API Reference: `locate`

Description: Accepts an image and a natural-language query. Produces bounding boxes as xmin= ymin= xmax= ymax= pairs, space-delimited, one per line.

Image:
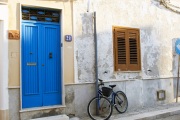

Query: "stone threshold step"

xmin=115 ymin=106 xmax=180 ymax=120
xmin=30 ymin=114 xmax=69 ymax=120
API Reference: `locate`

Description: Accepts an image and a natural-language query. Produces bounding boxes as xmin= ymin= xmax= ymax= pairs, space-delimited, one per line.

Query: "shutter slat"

xmin=129 ymin=32 xmax=138 ymax=64
xmin=117 ymin=37 xmax=126 ymax=65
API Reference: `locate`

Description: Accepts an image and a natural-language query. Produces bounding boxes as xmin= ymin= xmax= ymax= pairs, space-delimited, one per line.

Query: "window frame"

xmin=113 ymin=26 xmax=141 ymax=71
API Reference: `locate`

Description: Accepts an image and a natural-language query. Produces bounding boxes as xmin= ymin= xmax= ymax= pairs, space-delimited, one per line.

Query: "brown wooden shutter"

xmin=114 ymin=28 xmax=128 ymax=71
xmin=127 ymin=30 xmax=141 ymax=70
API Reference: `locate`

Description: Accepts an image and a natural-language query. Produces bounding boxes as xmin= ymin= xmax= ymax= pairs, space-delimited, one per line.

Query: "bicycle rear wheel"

xmin=87 ymin=96 xmax=113 ymax=120
xmin=114 ymin=91 xmax=128 ymax=113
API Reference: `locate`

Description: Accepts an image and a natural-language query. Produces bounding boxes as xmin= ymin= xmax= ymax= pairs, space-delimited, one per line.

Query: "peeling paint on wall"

xmin=65 ymin=88 xmax=75 ymax=104
xmin=74 ymin=0 xmax=180 ymax=83
xmin=142 ymin=46 xmax=160 ymax=77
xmin=81 ymin=13 xmax=93 ymax=35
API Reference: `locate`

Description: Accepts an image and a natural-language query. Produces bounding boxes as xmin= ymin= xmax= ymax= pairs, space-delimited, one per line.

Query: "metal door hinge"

xmin=61 ymin=43 xmax=63 ymax=47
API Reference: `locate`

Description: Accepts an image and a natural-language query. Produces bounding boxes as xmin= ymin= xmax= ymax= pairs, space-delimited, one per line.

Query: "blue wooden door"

xmin=22 ymin=22 xmax=61 ymax=108
xmin=41 ymin=25 xmax=61 ymax=106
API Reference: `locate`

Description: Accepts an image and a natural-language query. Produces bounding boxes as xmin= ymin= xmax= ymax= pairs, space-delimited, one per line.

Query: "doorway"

xmin=21 ymin=7 xmax=62 ymax=108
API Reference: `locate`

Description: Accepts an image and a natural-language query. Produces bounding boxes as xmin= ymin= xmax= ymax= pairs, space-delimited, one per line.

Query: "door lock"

xmin=49 ymin=52 xmax=53 ymax=58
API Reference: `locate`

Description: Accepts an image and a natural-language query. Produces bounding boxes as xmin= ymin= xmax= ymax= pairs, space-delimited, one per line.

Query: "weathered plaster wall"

xmin=71 ymin=0 xmax=179 ymax=115
xmin=74 ymin=0 xmax=180 ymax=82
xmin=6 ymin=0 xmax=180 ymax=119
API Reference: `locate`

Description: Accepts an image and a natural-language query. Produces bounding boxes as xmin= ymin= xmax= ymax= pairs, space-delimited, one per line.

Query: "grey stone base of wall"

xmin=8 ymin=78 xmax=176 ymax=120
xmin=9 ymin=89 xmax=20 ymax=120
xmin=8 ymin=84 xmax=95 ymax=120
xmin=20 ymin=108 xmax=66 ymax=120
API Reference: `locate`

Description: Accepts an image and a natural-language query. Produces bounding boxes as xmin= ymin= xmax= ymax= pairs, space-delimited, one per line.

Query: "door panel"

xmin=22 ymin=23 xmax=42 ymax=108
xmin=42 ymin=25 xmax=61 ymax=105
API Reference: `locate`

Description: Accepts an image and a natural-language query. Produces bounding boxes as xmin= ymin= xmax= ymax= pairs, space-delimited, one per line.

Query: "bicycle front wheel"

xmin=87 ymin=96 xmax=113 ymax=120
xmin=114 ymin=91 xmax=128 ymax=113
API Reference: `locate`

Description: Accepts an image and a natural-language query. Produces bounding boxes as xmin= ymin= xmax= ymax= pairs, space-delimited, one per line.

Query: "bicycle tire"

xmin=114 ymin=91 xmax=128 ymax=113
xmin=87 ymin=96 xmax=113 ymax=120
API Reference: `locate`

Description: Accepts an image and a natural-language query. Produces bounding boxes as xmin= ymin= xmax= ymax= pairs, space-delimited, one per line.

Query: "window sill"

xmin=114 ymin=70 xmax=141 ymax=73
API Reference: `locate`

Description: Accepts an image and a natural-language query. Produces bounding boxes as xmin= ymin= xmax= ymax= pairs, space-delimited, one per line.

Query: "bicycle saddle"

xmin=109 ymin=85 xmax=116 ymax=88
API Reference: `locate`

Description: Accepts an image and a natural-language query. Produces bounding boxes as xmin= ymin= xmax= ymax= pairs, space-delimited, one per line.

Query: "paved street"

xmin=156 ymin=114 xmax=180 ymax=120
xmin=80 ymin=114 xmax=180 ymax=120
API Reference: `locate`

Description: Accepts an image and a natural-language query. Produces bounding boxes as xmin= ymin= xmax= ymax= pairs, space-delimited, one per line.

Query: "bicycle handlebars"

xmin=98 ymin=79 xmax=104 ymax=86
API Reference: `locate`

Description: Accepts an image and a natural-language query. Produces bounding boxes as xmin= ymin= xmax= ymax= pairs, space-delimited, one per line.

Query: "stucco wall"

xmin=71 ymin=1 xmax=180 ymax=115
xmin=6 ymin=0 xmax=180 ymax=119
xmin=0 ymin=3 xmax=9 ymax=120
xmin=8 ymin=0 xmax=75 ymax=87
xmin=73 ymin=0 xmax=180 ymax=83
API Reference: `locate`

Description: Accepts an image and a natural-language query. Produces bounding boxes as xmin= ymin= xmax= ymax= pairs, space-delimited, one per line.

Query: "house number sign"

xmin=175 ymin=38 xmax=180 ymax=55
xmin=65 ymin=35 xmax=72 ymax=42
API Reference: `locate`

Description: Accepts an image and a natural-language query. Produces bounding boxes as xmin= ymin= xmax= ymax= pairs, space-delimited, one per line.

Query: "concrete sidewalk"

xmin=78 ymin=102 xmax=180 ymax=120
xmin=114 ymin=105 xmax=180 ymax=120
xmin=111 ymin=102 xmax=180 ymax=120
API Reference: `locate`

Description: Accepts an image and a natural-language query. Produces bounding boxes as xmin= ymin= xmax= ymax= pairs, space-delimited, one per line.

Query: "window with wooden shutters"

xmin=113 ymin=27 xmax=141 ymax=71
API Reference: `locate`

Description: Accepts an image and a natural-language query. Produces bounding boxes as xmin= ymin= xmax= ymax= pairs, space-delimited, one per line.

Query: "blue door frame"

xmin=22 ymin=21 xmax=62 ymax=108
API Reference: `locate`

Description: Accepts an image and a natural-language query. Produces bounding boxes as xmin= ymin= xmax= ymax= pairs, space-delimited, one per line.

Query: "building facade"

xmin=0 ymin=0 xmax=180 ymax=120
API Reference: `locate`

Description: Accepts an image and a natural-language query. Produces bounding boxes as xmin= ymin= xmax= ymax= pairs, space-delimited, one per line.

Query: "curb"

xmin=30 ymin=114 xmax=69 ymax=120
xmin=114 ymin=106 xmax=180 ymax=120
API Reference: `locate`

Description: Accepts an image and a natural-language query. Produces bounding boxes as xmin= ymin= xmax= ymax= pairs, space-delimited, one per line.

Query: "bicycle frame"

xmin=109 ymin=91 xmax=115 ymax=104
xmin=95 ymin=89 xmax=104 ymax=115
xmin=98 ymin=84 xmax=115 ymax=104
xmin=98 ymin=79 xmax=124 ymax=107
xmin=108 ymin=90 xmax=124 ymax=107
xmin=92 ymin=79 xmax=128 ymax=115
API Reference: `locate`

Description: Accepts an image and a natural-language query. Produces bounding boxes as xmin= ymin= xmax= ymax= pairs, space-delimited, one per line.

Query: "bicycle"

xmin=87 ymin=79 xmax=128 ymax=120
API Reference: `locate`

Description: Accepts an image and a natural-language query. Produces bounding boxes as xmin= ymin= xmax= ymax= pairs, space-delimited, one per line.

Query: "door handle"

xmin=49 ymin=52 xmax=53 ymax=58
